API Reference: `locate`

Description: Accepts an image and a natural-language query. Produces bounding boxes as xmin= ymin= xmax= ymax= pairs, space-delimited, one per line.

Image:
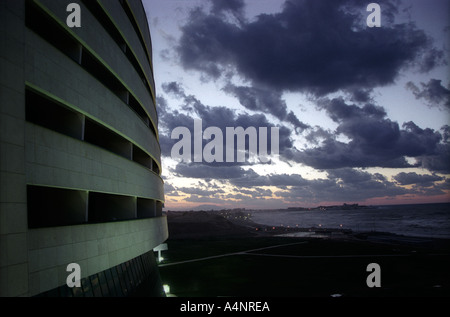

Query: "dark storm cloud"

xmin=392 ymin=172 xmax=448 ymax=196
xmin=156 ymin=95 xmax=195 ymax=157
xmin=414 ymin=143 xmax=450 ymax=174
xmin=318 ymin=97 xmax=387 ymax=122
xmin=164 ymin=182 xmax=184 ymax=197
xmin=223 ymin=83 xmax=309 ymax=131
xmin=393 ymin=172 xmax=444 ymax=187
xmin=286 ymin=98 xmax=445 ymax=170
xmin=437 ymin=178 xmax=450 ymax=191
xmin=176 ymin=0 xmax=443 ymax=96
xmin=161 ymin=81 xmax=186 ymax=99
xmin=159 ymin=84 xmax=449 ymax=174
xmin=404 ymin=124 xmax=450 ymax=174
xmin=168 ymin=164 xmax=446 ymax=204
xmin=406 ymin=79 xmax=450 ymax=110
xmin=164 ymin=182 xmax=176 ymax=194
xmin=210 ymin=0 xmax=245 ymax=18
xmin=304 ymin=126 xmax=334 ymax=145
xmin=171 ymin=162 xmax=256 ymax=179
xmin=184 ymin=195 xmax=224 ymax=203
xmin=273 ymin=178 xmax=408 ymax=204
xmin=227 ymin=167 xmax=410 ymax=203
xmin=230 ymin=172 xmax=309 ymax=188
xmin=442 ymin=125 xmax=450 ymax=142
xmin=159 ymin=82 xmax=294 ymax=163
xmin=241 ymin=187 xmax=273 ymax=198
xmin=348 ymin=88 xmax=374 ymax=103
xmin=317 ymin=170 xmax=408 ymax=202
xmin=177 ymin=186 xmax=225 ymax=196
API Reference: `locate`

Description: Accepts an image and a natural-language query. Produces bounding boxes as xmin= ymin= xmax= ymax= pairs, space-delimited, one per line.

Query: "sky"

xmin=142 ymin=0 xmax=450 ymax=211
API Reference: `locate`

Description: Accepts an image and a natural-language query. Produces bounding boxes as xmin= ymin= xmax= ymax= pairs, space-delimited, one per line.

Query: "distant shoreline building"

xmin=1 ymin=0 xmax=167 ymax=296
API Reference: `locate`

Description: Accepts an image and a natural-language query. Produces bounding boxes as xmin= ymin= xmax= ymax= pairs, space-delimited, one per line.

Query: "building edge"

xmin=0 ymin=0 xmax=167 ymax=297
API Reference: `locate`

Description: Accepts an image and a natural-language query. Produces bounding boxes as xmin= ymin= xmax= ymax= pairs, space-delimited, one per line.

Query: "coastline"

xmin=165 ymin=209 xmax=449 ymax=244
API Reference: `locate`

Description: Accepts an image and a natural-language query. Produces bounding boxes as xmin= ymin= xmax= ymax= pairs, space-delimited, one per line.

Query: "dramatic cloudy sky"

xmin=143 ymin=0 xmax=450 ymax=210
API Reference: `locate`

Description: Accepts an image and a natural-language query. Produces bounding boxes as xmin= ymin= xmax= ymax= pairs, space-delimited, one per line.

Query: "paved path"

xmin=158 ymin=241 xmax=308 ymax=267
xmin=158 ymin=241 xmax=447 ymax=267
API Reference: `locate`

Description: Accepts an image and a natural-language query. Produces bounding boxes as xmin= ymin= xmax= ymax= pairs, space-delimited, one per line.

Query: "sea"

xmin=250 ymin=203 xmax=450 ymax=239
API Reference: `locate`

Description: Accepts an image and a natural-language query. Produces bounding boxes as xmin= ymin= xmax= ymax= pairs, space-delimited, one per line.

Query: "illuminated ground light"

xmin=154 ymin=243 xmax=168 ymax=263
xmin=163 ymin=284 xmax=176 ymax=297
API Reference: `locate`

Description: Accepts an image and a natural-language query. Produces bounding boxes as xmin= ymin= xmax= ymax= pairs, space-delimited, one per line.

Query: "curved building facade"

xmin=0 ymin=0 xmax=167 ymax=296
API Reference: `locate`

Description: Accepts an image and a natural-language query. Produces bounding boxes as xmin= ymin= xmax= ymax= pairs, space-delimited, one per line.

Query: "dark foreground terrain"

xmin=156 ymin=211 xmax=450 ymax=297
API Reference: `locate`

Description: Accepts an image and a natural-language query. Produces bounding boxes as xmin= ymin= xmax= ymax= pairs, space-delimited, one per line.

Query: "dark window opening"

xmin=25 ymin=87 xmax=159 ymax=173
xmin=80 ymin=50 xmax=125 ymax=99
xmin=137 ymin=198 xmax=156 ymax=219
xmin=25 ymin=89 xmax=84 ymax=140
xmin=152 ymin=161 xmax=160 ymax=175
xmin=80 ymin=0 xmax=127 ymax=54
xmin=81 ymin=50 xmax=156 ymax=133
xmin=129 ymin=96 xmax=153 ymax=130
xmin=80 ymin=0 xmax=154 ymax=98
xmin=84 ymin=118 xmax=132 ymax=160
xmin=88 ymin=192 xmax=136 ymax=223
xmin=156 ymin=201 xmax=163 ymax=217
xmin=132 ymin=145 xmax=152 ymax=170
xmin=27 ymin=186 xmax=162 ymax=228
xmin=27 ymin=185 xmax=88 ymax=229
xmin=118 ymin=0 xmax=153 ymax=68
xmin=26 ymin=0 xmax=82 ymax=64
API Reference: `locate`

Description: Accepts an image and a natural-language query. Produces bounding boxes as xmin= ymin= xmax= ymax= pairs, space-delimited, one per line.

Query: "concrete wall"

xmin=98 ymin=0 xmax=156 ymax=97
xmin=0 ymin=0 xmax=29 ymax=297
xmin=36 ymin=0 xmax=158 ymax=134
xmin=25 ymin=123 xmax=164 ymax=199
xmin=27 ymin=217 xmax=168 ymax=295
xmin=24 ymin=10 xmax=161 ymax=162
xmin=125 ymin=0 xmax=154 ymax=61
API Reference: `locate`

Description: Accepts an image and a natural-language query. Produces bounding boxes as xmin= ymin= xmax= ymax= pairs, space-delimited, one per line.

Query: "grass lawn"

xmin=158 ymin=236 xmax=450 ymax=297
